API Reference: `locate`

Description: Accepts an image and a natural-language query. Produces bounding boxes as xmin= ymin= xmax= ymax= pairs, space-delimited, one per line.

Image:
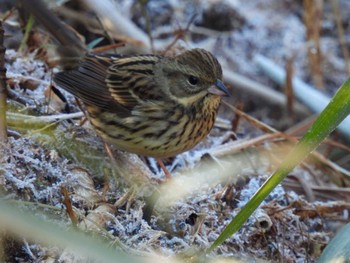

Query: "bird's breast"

xmin=85 ymin=96 xmax=222 ymax=158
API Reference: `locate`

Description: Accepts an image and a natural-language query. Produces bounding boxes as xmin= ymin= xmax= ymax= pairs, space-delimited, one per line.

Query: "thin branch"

xmin=330 ymin=0 xmax=350 ymax=75
xmin=0 ymin=21 xmax=8 ymax=144
xmin=222 ymin=67 xmax=309 ymax=116
xmin=7 ymin=111 xmax=84 ymax=125
xmin=303 ymin=0 xmax=324 ymax=88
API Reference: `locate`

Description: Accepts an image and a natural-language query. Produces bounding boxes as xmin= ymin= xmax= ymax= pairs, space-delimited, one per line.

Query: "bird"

xmin=54 ymin=48 xmax=230 ymax=161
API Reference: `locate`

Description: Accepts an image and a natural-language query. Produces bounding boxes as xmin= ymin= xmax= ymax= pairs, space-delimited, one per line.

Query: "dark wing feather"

xmin=54 ymin=53 xmax=163 ymax=115
xmin=106 ymin=55 xmax=163 ymax=109
xmin=54 ymin=54 xmax=130 ymax=115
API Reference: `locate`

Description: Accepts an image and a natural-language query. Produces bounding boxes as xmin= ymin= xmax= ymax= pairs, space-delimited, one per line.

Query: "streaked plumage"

xmin=54 ymin=48 xmax=229 ymax=157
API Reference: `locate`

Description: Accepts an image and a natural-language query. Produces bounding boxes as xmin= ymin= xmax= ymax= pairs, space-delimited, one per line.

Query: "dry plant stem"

xmin=322 ymin=139 xmax=350 ymax=155
xmin=210 ymin=132 xmax=282 ymax=157
xmin=1 ymin=7 xmax=16 ymax=22
xmin=61 ymin=186 xmax=78 ymax=227
xmin=285 ymin=115 xmax=317 ymax=136
xmin=162 ymin=14 xmax=197 ymax=55
xmin=92 ymin=43 xmax=126 ymax=53
xmin=101 ymin=176 xmax=110 ymax=203
xmin=190 ymin=213 xmax=206 ymax=244
xmin=289 ymin=201 xmax=350 ymax=219
xmin=222 ymin=67 xmax=309 ymax=116
xmin=222 ymin=101 xmax=278 ymax=133
xmin=303 ymin=0 xmax=324 ymax=88
xmin=103 ymin=142 xmax=119 ymax=179
xmin=114 ymin=186 xmax=136 ymax=208
xmin=213 ymin=105 xmax=350 ymax=181
xmin=330 ymin=0 xmax=350 ymax=74
xmin=285 ymin=56 xmax=295 ymax=117
xmin=7 ymin=112 xmax=84 ymax=124
xmin=279 ymin=132 xmax=350 ymax=179
xmin=231 ymin=102 xmax=244 ymax=132
xmin=296 ymin=200 xmax=350 ymax=218
xmin=303 ymin=185 xmax=350 ymax=200
xmin=287 ymin=174 xmax=316 ymax=202
xmin=0 ymin=21 xmax=7 ymax=144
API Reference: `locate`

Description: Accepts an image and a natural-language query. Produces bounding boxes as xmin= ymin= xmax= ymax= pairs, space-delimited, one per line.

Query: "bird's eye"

xmin=188 ymin=75 xmax=199 ymax=86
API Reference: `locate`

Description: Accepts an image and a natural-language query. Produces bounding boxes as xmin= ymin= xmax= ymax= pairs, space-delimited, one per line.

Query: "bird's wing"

xmin=54 ymin=53 xmax=163 ymax=116
xmin=106 ymin=55 xmax=163 ymax=110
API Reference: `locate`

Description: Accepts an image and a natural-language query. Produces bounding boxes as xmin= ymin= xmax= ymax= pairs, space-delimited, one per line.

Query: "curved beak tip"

xmin=208 ymin=79 xmax=231 ymax=97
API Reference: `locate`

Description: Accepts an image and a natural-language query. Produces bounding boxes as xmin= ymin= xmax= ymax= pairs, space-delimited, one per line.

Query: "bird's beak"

xmin=208 ymin=79 xmax=230 ymax=97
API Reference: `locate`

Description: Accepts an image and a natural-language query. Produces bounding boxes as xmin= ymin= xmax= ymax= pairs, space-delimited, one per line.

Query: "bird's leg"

xmin=103 ymin=142 xmax=116 ymax=164
xmin=156 ymin=158 xmax=172 ymax=179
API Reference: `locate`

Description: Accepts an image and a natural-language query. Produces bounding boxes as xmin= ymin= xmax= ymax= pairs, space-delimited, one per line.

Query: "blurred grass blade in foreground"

xmin=317 ymin=223 xmax=350 ymax=263
xmin=0 ymin=200 xmax=139 ymax=263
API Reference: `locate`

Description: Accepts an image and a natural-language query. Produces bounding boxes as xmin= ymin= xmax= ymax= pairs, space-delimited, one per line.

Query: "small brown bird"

xmin=54 ymin=48 xmax=229 ymax=158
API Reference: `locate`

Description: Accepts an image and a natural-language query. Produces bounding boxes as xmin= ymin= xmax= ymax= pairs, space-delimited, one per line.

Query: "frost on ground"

xmin=1 ymin=0 xmax=350 ymax=262
xmin=0 ymin=133 xmax=334 ymax=262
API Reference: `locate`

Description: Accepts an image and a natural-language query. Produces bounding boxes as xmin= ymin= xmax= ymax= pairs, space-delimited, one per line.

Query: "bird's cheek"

xmin=169 ymin=83 xmax=188 ymax=98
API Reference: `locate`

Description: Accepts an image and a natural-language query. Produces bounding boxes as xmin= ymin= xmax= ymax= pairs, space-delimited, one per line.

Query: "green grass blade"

xmin=208 ymin=77 xmax=350 ymax=251
xmin=19 ymin=14 xmax=35 ymax=52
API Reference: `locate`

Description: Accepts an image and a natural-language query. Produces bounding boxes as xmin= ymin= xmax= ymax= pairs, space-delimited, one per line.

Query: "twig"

xmin=162 ymin=14 xmax=197 ymax=55
xmin=0 ymin=21 xmax=8 ymax=144
xmin=287 ymin=174 xmax=316 ymax=202
xmin=7 ymin=111 xmax=84 ymax=126
xmin=231 ymin=102 xmax=244 ymax=133
xmin=61 ymin=186 xmax=78 ymax=227
xmin=92 ymin=42 xmax=126 ymax=53
xmin=223 ymin=101 xmax=278 ymax=133
xmin=330 ymin=0 xmax=350 ymax=75
xmin=303 ymin=0 xmax=324 ymax=88
xmin=284 ymin=56 xmax=295 ymax=118
xmin=222 ymin=67 xmax=309 ymax=116
xmin=1 ymin=7 xmax=16 ymax=22
xmin=218 ymin=100 xmax=350 ymax=181
xmin=209 ymin=133 xmax=282 ymax=157
xmin=285 ymin=114 xmax=317 ymax=136
xmin=283 ymin=178 xmax=350 ymax=201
